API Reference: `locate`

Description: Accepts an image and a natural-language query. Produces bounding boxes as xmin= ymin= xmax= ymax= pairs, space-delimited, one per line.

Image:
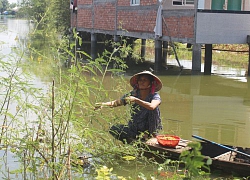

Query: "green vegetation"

xmin=0 ymin=0 xmax=17 ymax=14
xmin=1 ymin=0 xmax=248 ymax=179
xmin=1 ymin=29 xmax=238 ymax=179
xmin=0 ymin=19 xmax=214 ymax=178
xmin=134 ymin=39 xmax=249 ymax=69
xmin=0 ymin=0 xmax=8 ymax=13
xmin=180 ymin=142 xmax=211 ymax=178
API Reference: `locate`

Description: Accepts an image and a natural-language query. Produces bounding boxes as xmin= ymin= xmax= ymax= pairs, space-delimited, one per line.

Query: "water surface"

xmin=1 ymin=17 xmax=250 ymax=179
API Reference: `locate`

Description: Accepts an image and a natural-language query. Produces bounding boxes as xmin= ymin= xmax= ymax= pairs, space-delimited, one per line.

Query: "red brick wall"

xmin=78 ymin=0 xmax=92 ymax=5
xmin=94 ymin=3 xmax=116 ymax=30
xmin=117 ymin=0 xmax=130 ymax=6
xmin=72 ymin=0 xmax=194 ymax=40
xmin=118 ymin=10 xmax=157 ymax=33
xmin=77 ymin=9 xmax=92 ymax=29
xmin=117 ymin=0 xmax=158 ymax=6
xmin=71 ymin=13 xmax=77 ymax=27
xmin=162 ymin=16 xmax=194 ymax=39
xmin=140 ymin=0 xmax=158 ymax=6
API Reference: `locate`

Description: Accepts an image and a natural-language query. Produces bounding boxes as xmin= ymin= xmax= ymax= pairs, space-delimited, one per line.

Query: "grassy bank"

xmin=134 ymin=40 xmax=249 ymax=69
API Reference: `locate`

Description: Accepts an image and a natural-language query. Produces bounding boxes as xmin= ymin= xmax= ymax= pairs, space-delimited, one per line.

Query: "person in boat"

xmin=95 ymin=71 xmax=163 ymax=144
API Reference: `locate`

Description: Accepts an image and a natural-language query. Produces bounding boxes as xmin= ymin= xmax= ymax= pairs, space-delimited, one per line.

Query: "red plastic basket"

xmin=156 ymin=135 xmax=180 ymax=148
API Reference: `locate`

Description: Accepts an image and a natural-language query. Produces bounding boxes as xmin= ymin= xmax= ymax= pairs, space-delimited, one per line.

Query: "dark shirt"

xmin=121 ymin=91 xmax=162 ymax=135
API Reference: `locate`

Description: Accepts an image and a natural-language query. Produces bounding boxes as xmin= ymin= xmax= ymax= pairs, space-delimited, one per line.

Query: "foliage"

xmin=49 ymin=0 xmax=71 ymax=33
xmin=180 ymin=142 xmax=211 ymax=179
xmin=133 ymin=40 xmax=248 ymax=69
xmin=96 ymin=166 xmax=126 ymax=180
xmin=18 ymin=0 xmax=70 ymax=33
xmin=0 ymin=18 xmax=144 ymax=178
xmin=0 ymin=0 xmax=8 ymax=13
xmin=2 ymin=1 xmax=245 ymax=178
xmin=1 ymin=19 xmax=215 ymax=178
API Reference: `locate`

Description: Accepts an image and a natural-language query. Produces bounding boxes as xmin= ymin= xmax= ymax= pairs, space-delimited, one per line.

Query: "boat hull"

xmin=144 ymin=138 xmax=250 ymax=177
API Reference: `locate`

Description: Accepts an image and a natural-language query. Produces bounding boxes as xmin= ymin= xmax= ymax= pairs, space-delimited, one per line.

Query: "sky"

xmin=8 ymin=0 xmax=18 ymax=4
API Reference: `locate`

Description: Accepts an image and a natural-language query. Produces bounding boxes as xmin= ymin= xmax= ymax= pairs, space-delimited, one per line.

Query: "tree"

xmin=18 ymin=0 xmax=70 ymax=33
xmin=9 ymin=3 xmax=17 ymax=9
xmin=50 ymin=0 xmax=71 ymax=32
xmin=0 ymin=0 xmax=9 ymax=13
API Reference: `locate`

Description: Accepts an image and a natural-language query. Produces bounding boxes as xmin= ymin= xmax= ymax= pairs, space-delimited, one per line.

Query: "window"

xmin=131 ymin=0 xmax=140 ymax=6
xmin=173 ymin=0 xmax=194 ymax=6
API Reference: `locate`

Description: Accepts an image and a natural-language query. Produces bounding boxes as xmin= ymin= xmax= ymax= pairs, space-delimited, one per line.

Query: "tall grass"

xmin=133 ymin=40 xmax=248 ymax=69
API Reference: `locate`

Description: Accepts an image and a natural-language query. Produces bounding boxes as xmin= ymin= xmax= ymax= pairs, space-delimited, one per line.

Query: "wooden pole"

xmin=192 ymin=135 xmax=250 ymax=158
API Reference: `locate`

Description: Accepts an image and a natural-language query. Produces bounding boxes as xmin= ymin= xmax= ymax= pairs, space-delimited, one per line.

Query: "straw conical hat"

xmin=130 ymin=71 xmax=163 ymax=92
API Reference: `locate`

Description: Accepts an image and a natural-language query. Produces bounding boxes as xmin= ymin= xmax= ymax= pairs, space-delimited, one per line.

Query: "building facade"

xmin=71 ymin=0 xmax=250 ymax=74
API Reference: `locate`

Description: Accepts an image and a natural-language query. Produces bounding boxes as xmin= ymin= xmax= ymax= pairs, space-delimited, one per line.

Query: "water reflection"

xmin=167 ymin=59 xmax=247 ymax=82
xmin=0 ymin=18 xmax=46 ymax=179
xmin=0 ymin=17 xmax=32 ymax=55
xmin=153 ymin=73 xmax=250 ymax=148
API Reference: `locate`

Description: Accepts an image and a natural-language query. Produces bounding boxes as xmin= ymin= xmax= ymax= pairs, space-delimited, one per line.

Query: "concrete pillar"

xmin=204 ymin=44 xmax=212 ymax=75
xmin=155 ymin=40 xmax=162 ymax=73
xmin=113 ymin=35 xmax=120 ymax=55
xmin=247 ymin=35 xmax=250 ymax=76
xmin=114 ymin=35 xmax=120 ymax=42
xmin=113 ymin=35 xmax=120 ymax=68
xmin=91 ymin=33 xmax=97 ymax=60
xmin=192 ymin=43 xmax=201 ymax=73
xmin=141 ymin=39 xmax=146 ymax=61
xmin=162 ymin=41 xmax=168 ymax=66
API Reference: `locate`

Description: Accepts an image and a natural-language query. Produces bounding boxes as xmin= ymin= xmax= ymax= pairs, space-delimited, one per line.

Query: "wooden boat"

xmin=143 ymin=137 xmax=250 ymax=177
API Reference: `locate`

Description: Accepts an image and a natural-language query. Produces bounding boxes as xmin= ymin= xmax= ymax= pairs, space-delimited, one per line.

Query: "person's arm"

xmin=126 ymin=96 xmax=161 ymax=110
xmin=102 ymin=99 xmax=124 ymax=107
xmin=95 ymin=99 xmax=124 ymax=110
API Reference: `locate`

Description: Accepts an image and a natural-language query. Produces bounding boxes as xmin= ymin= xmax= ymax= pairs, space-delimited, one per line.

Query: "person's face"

xmin=137 ymin=75 xmax=151 ymax=90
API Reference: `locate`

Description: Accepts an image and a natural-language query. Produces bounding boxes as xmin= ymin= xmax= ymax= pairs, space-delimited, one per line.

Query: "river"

xmin=1 ymin=17 xmax=250 ymax=178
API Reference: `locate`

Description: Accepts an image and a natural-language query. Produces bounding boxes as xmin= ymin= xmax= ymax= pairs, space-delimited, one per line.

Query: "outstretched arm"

xmin=94 ymin=99 xmax=123 ymax=110
xmin=126 ymin=96 xmax=161 ymax=110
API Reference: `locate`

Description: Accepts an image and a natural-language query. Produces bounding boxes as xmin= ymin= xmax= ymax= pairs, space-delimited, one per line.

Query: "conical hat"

xmin=130 ymin=71 xmax=163 ymax=92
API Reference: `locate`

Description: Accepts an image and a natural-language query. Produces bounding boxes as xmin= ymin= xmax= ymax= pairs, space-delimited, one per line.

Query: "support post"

xmin=155 ymin=40 xmax=162 ymax=73
xmin=91 ymin=33 xmax=97 ymax=60
xmin=162 ymin=41 xmax=168 ymax=67
xmin=247 ymin=35 xmax=250 ymax=76
xmin=192 ymin=43 xmax=201 ymax=73
xmin=113 ymin=35 xmax=120 ymax=55
xmin=141 ymin=39 xmax=146 ymax=61
xmin=113 ymin=35 xmax=120 ymax=68
xmin=204 ymin=44 xmax=212 ymax=75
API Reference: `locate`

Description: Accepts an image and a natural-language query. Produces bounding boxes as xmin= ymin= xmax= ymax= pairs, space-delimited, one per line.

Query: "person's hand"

xmin=143 ymin=133 xmax=149 ymax=139
xmin=125 ymin=96 xmax=136 ymax=104
xmin=94 ymin=103 xmax=103 ymax=110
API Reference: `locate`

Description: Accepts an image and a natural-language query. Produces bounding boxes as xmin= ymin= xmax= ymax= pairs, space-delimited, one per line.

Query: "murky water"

xmin=120 ymin=64 xmax=249 ymax=149
xmin=158 ymin=73 xmax=250 ymax=147
xmin=1 ymin=17 xmax=250 ymax=178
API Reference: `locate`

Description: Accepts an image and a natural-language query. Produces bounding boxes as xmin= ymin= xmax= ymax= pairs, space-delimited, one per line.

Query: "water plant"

xmin=180 ymin=142 xmax=212 ymax=179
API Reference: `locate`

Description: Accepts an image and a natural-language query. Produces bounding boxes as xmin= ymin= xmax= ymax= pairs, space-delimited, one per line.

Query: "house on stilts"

xmin=70 ymin=0 xmax=250 ymax=75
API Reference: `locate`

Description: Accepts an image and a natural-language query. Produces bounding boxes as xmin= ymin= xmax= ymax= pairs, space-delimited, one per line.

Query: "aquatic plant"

xmin=180 ymin=142 xmax=212 ymax=179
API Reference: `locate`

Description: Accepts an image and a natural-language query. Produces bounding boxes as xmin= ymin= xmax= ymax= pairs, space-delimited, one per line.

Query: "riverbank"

xmin=134 ymin=40 xmax=249 ymax=69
